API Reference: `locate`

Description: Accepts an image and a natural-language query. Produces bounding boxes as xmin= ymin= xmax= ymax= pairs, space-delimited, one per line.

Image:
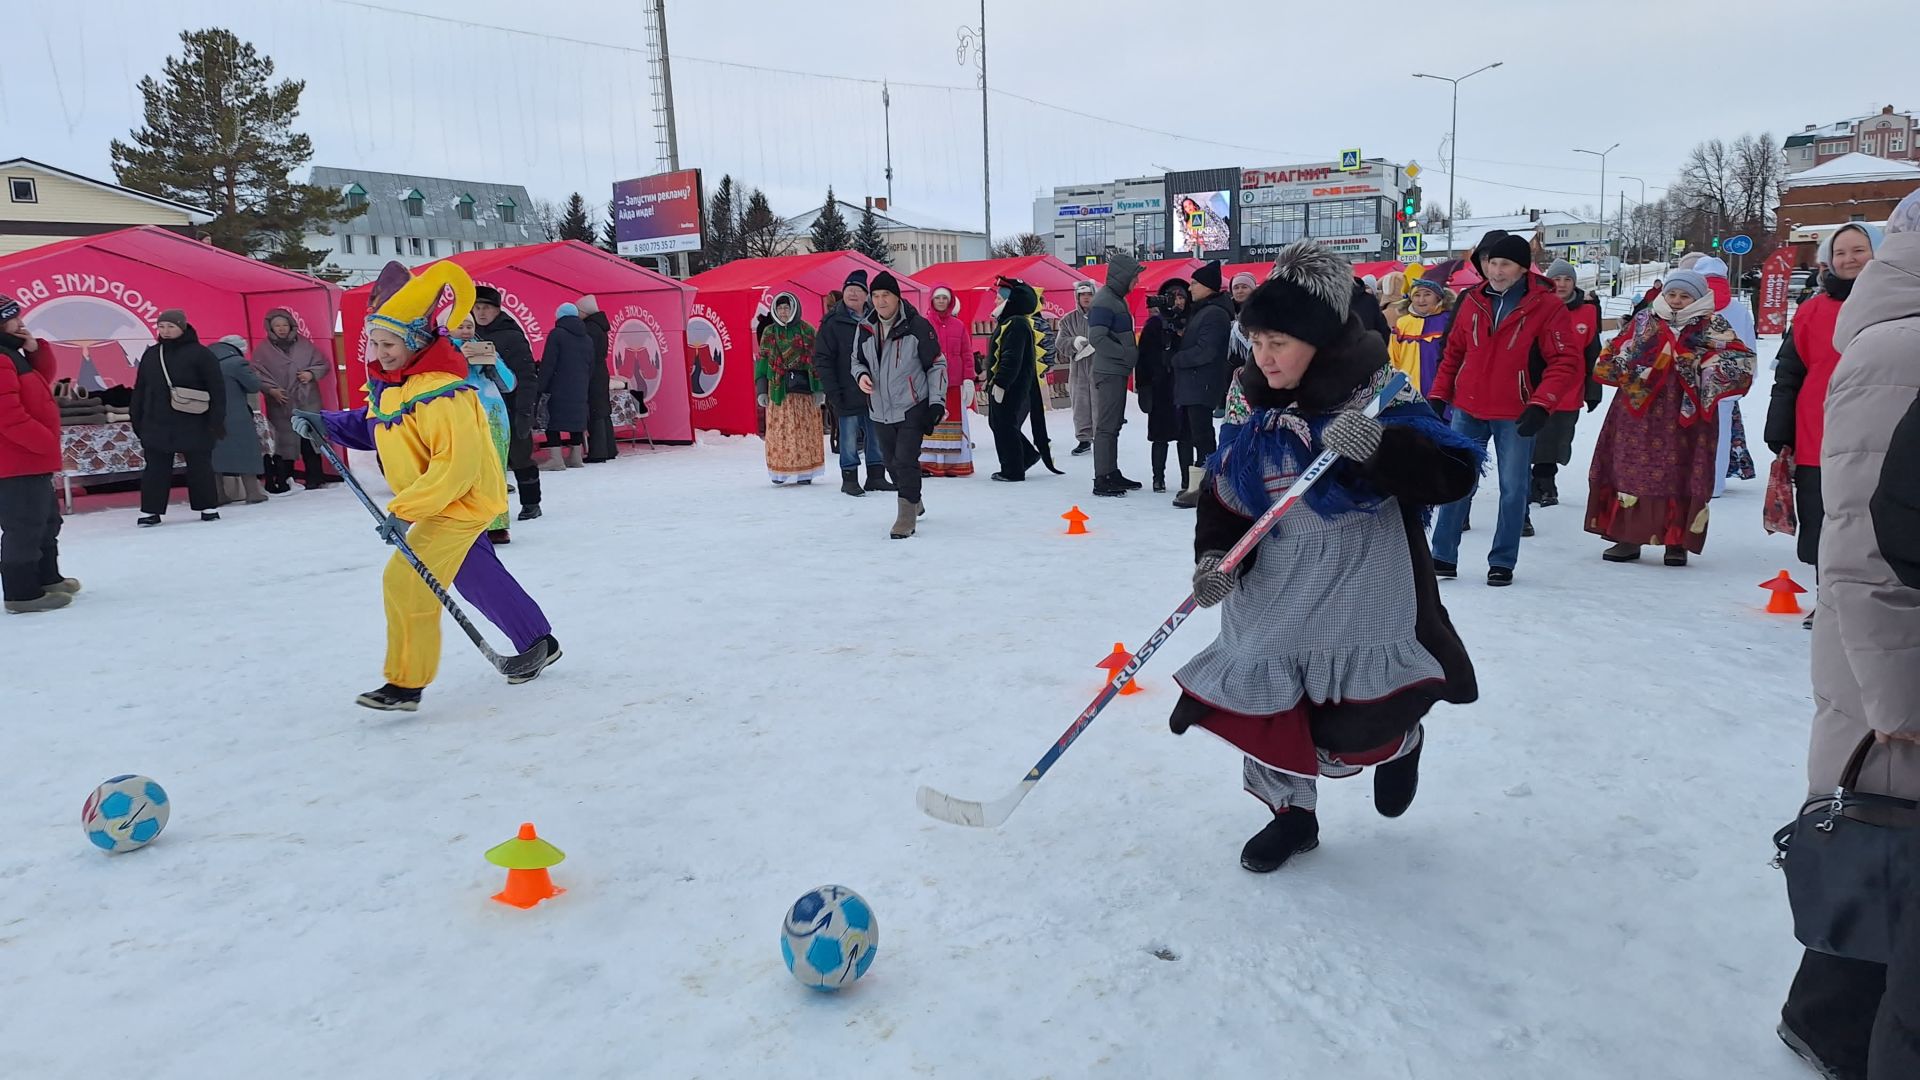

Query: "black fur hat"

xmin=1237 ymin=240 xmax=1352 ymax=349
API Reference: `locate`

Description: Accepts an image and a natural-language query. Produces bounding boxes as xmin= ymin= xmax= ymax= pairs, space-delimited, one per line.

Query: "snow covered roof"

xmin=1420 ymin=211 xmax=1604 ymax=252
xmin=1780 ymin=152 xmax=1920 ymax=189
xmin=786 ymin=200 xmax=983 ymax=238
xmin=310 ymin=166 xmax=535 ymax=240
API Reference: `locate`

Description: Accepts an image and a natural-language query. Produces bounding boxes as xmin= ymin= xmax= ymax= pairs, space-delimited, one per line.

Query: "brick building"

xmin=1776 ymin=152 xmax=1920 ymax=264
xmin=1782 ymin=105 xmax=1918 ymax=175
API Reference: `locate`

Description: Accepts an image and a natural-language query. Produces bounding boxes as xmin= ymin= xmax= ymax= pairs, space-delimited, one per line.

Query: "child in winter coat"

xmin=1167 ymin=241 xmax=1482 ymax=873
xmin=295 ymin=261 xmax=558 ymax=712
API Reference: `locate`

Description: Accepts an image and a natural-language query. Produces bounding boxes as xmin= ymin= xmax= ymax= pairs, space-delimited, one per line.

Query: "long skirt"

xmin=920 ymin=385 xmax=974 ymax=477
xmin=764 ymin=395 xmax=825 ymax=484
xmin=484 ymin=403 xmax=512 ymax=532
xmin=1585 ymin=376 xmax=1721 ymax=553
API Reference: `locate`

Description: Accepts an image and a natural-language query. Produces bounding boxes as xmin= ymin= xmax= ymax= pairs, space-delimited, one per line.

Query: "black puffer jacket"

xmin=130 ymin=325 xmax=226 ymax=453
xmin=812 ymin=302 xmax=868 ymax=416
xmin=538 ymin=314 xmax=593 ymax=432
xmin=1171 ymin=290 xmax=1234 ymax=409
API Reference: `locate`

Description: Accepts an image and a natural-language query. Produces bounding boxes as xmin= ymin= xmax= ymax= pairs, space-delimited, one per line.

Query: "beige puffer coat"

xmin=1806 ymin=229 xmax=1920 ymax=797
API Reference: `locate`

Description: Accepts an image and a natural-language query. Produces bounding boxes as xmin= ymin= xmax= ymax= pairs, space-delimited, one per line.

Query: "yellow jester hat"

xmin=365 ymin=259 xmax=477 ymax=353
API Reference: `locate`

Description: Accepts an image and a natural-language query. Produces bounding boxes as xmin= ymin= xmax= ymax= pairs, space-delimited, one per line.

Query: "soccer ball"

xmin=83 ymin=775 xmax=170 ymax=853
xmin=780 ymin=885 xmax=878 ymax=991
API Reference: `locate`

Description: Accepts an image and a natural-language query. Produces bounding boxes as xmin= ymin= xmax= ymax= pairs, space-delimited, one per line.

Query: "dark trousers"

xmin=1181 ymin=404 xmax=1218 ymax=465
xmin=139 ymin=446 xmax=217 ymax=515
xmin=292 ymin=441 xmax=329 ymax=487
xmin=872 ymin=420 xmax=925 ymax=504
xmin=0 ymin=474 xmax=62 ymax=601
xmin=1796 ymin=465 xmax=1824 ymax=567
xmin=988 ymin=384 xmax=1038 ymax=478
xmin=1091 ymin=372 xmax=1129 ymax=476
xmin=1151 ymin=440 xmax=1194 ymax=485
xmin=546 ymin=430 xmax=583 ymax=447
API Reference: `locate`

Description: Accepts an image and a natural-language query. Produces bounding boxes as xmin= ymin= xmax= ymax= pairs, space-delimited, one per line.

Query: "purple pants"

xmin=452 ymin=535 xmax=551 ymax=651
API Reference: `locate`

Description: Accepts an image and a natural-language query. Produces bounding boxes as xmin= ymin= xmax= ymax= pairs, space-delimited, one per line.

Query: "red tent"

xmin=1080 ymin=257 xmax=1206 ymax=329
xmin=0 ymin=226 xmax=342 ymax=405
xmin=916 ymin=254 xmax=1090 ymax=346
xmin=685 ymin=252 xmax=928 ymax=436
xmin=340 ymin=241 xmax=695 ymax=443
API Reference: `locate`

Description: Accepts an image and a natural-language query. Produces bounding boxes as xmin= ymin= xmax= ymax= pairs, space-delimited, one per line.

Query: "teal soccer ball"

xmin=780 ymin=885 xmax=878 ymax=991
xmin=83 ymin=775 xmax=170 ymax=853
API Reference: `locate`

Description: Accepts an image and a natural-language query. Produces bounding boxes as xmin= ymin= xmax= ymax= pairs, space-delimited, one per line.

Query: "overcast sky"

xmin=8 ymin=0 xmax=1909 ymax=240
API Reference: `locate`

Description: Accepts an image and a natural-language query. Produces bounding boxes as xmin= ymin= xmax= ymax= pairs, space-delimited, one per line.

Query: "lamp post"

xmin=1619 ymin=176 xmax=1660 ymax=287
xmin=1573 ymin=143 xmax=1620 ymax=262
xmin=956 ymin=2 xmax=990 ymax=244
xmin=1412 ymin=61 xmax=1503 ymax=258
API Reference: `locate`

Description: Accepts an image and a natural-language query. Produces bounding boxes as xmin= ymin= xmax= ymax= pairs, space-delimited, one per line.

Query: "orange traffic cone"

xmin=1761 ymin=570 xmax=1808 ymax=614
xmin=1062 ymin=506 xmax=1090 ymax=535
xmin=485 ymin=822 xmax=566 ymax=909
xmin=1097 ymin=642 xmax=1143 ymax=695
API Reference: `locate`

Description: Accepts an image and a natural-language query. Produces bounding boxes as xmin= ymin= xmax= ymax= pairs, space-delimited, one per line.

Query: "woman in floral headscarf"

xmin=753 ymin=292 xmax=824 ymax=486
xmin=1586 ymin=270 xmax=1755 ymax=566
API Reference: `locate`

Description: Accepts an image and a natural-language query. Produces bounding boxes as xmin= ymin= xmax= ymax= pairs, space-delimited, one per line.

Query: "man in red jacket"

xmin=1427 ymin=234 xmax=1584 ymax=586
xmin=0 ymin=294 xmax=75 ymax=613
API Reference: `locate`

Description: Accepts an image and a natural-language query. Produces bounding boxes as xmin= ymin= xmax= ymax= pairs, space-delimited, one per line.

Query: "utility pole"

xmin=958 ymin=3 xmax=990 ymax=245
xmin=882 ymin=81 xmax=894 ymax=208
xmin=1412 ymin=62 xmax=1502 ymax=258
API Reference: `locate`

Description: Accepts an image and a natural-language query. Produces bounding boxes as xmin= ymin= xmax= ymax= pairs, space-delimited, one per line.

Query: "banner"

xmin=1757 ymin=247 xmax=1796 ymax=336
xmin=613 ymin=170 xmax=704 ymax=257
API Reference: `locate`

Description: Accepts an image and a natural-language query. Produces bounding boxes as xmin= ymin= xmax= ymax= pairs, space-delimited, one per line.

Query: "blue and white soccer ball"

xmin=82 ymin=775 xmax=170 ymax=853
xmin=780 ymin=885 xmax=878 ymax=991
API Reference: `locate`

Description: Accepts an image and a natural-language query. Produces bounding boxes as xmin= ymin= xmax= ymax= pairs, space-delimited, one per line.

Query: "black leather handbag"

xmin=783 ymin=368 xmax=813 ymax=396
xmin=1773 ymin=734 xmax=1920 ymax=964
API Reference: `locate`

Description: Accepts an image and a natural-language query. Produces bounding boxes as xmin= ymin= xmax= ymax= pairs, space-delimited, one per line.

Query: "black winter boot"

xmin=840 ymin=468 xmax=865 ymax=497
xmin=355 ymin=683 xmax=422 ymax=712
xmin=1373 ymin=728 xmax=1423 ymax=818
xmin=1092 ymin=474 xmax=1129 ymax=498
xmin=1240 ymin=809 xmax=1319 ymax=873
xmin=864 ymin=465 xmax=897 ymax=492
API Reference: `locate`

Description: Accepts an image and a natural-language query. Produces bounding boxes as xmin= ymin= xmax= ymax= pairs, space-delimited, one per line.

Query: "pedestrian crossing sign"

xmin=1398 ymin=232 xmax=1422 ymax=259
xmin=1340 ymin=149 xmax=1363 ymax=171
xmin=1565 ymin=244 xmax=1582 ymax=262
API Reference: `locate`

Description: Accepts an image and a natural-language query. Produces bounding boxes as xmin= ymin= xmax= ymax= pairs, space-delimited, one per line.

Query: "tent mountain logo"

xmin=20 ymin=296 xmax=154 ymax=391
xmin=686 ymin=307 xmax=730 ymax=403
xmin=612 ymin=303 xmax=666 ymax=405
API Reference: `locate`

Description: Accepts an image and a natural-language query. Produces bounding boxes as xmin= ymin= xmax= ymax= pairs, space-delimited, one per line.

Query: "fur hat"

xmin=473 ymin=284 xmax=502 ymax=307
xmin=1191 ymin=260 xmax=1224 ymax=293
xmin=577 ymin=294 xmax=600 ymax=316
xmin=843 ymin=269 xmax=870 ymax=293
xmin=1486 ymin=233 xmax=1533 ymax=269
xmin=1238 ymin=240 xmax=1352 ymax=349
xmin=156 ymin=308 xmax=188 ymax=330
xmin=1661 ymin=270 xmax=1710 ymax=301
xmin=1545 ymin=259 xmax=1577 ymax=281
xmin=870 ymin=270 xmax=901 ymax=298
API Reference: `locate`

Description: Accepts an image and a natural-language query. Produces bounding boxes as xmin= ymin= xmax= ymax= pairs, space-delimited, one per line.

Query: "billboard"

xmin=1172 ymin=191 xmax=1232 ymax=255
xmin=613 ymin=169 xmax=704 ymax=257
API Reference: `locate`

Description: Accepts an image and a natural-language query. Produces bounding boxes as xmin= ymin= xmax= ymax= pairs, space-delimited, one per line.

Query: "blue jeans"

xmin=1430 ymin=409 xmax=1534 ymax=572
xmin=837 ymin=412 xmax=881 ymax=470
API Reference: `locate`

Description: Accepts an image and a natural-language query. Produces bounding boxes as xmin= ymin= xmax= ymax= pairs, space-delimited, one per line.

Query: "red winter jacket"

xmin=1764 ymin=291 xmax=1844 ymax=466
xmin=0 ymin=333 xmax=61 ymax=478
xmin=1430 ymin=275 xmax=1584 ymax=421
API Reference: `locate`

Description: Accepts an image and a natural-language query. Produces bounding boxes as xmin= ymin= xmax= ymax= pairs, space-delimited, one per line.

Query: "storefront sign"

xmin=1317 ymin=235 xmax=1386 ymax=255
xmin=1057 ymin=204 xmax=1113 ymax=218
xmin=1113 ymin=196 xmax=1163 ymax=214
xmin=1241 ymin=178 xmax=1391 ymax=206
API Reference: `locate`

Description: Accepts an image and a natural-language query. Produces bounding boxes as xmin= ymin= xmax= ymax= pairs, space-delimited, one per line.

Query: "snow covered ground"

xmin=7 ymin=345 xmax=1821 ymax=1079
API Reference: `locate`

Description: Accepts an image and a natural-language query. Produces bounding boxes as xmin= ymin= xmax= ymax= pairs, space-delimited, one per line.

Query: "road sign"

xmin=1405 ymin=160 xmax=1422 ymax=180
xmin=1398 ymin=232 xmax=1423 ymax=259
xmin=1671 ymin=239 xmax=1687 ymax=255
xmin=1340 ymin=148 xmax=1363 ymax=172
xmin=1565 ymin=245 xmax=1583 ymax=263
xmin=1724 ymin=234 xmax=1754 ymax=256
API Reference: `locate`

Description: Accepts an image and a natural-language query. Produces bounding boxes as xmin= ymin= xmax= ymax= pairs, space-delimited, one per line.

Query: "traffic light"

xmin=1404 ymin=186 xmax=1421 ymax=218
xmin=1711 ymin=236 xmax=1721 ymax=250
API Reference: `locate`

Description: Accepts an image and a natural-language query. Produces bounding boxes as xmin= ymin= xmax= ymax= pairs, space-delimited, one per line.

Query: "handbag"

xmin=160 ymin=350 xmax=211 ymax=415
xmin=783 ymin=367 xmax=813 ymax=396
xmin=1764 ymin=449 xmax=1797 ymax=536
xmin=1772 ymin=734 xmax=1920 ymax=963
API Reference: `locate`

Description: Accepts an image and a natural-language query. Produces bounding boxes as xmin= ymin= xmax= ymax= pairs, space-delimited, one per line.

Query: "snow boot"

xmin=1373 ymin=729 xmax=1423 ymax=818
xmin=537 ymin=448 xmax=567 ymax=472
xmin=263 ymin=456 xmax=290 ymax=494
xmin=890 ymin=497 xmax=917 ymax=539
xmin=5 ymin=591 xmax=72 ymax=614
xmin=1522 ymin=513 xmax=1535 ymax=538
xmin=1171 ymin=465 xmax=1206 ymax=509
xmin=1602 ymin=542 xmax=1642 ymax=563
xmin=1539 ymin=475 xmax=1560 ymax=508
xmin=865 ymin=465 xmax=897 ymax=493
xmin=564 ymin=444 xmax=585 ymax=469
xmin=1775 ymin=1021 xmax=1859 ymax=1080
xmin=841 ymin=468 xmax=865 ymax=497
xmin=43 ymin=577 xmax=81 ymax=595
xmin=1152 ymin=470 xmax=1167 ymax=493
xmin=1433 ymin=560 xmax=1458 ymax=579
xmin=517 ymin=504 xmax=543 ymax=522
xmin=1114 ymin=472 xmax=1144 ymax=491
xmin=1240 ymin=809 xmax=1319 ymax=873
xmin=1487 ymin=566 xmax=1514 ymax=587
xmin=1092 ymin=474 xmax=1129 ymax=498
xmin=1664 ymin=546 xmax=1689 ymax=567
xmin=1072 ymin=440 xmax=1092 ymax=456
xmin=355 ymin=683 xmax=422 ymax=712
xmin=1528 ymin=473 xmax=1547 ymax=506
xmin=507 ymin=635 xmax=564 ymax=685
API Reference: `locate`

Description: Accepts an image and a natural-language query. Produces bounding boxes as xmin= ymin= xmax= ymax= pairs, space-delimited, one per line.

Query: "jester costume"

xmin=312 ymin=261 xmax=555 ymax=709
xmin=753 ymin=292 xmax=825 ymax=485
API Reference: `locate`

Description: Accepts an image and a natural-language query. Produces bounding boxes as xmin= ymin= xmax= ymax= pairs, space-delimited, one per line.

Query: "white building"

xmin=786 ymin=200 xmax=986 ymax=276
xmin=307 ymin=167 xmax=540 ymax=285
xmin=1423 ymin=210 xmax=1609 ymax=262
xmin=1036 ymin=177 xmax=1168 ymax=266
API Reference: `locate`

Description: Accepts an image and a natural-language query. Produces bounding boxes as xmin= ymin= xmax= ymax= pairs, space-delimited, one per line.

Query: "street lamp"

xmin=1573 ymin=143 xmax=1620 ymax=261
xmin=1412 ymin=61 xmax=1503 ymax=257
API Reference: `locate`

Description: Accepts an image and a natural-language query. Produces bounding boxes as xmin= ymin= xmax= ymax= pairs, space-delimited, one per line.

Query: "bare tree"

xmin=990 ymin=232 xmax=1049 ymax=258
xmin=1418 ymin=205 xmax=1448 ymax=234
xmin=1732 ymin=132 xmax=1781 ymax=239
xmin=528 ymin=196 xmax=563 ymax=241
xmin=1451 ymin=197 xmax=1473 ymax=221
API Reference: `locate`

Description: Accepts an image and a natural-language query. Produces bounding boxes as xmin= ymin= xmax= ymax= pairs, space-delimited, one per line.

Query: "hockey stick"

xmin=307 ymin=435 xmax=550 ymax=680
xmin=917 ymin=372 xmax=1409 ymax=828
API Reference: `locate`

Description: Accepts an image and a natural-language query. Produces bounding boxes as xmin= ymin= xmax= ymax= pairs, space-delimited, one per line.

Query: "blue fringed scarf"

xmin=1212 ymin=365 xmax=1485 ymax=521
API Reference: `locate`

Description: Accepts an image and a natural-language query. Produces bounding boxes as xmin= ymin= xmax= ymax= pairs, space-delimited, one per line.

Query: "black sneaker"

xmin=1487 ymin=567 xmax=1514 ymax=587
xmin=508 ymin=635 xmax=563 ymax=685
xmin=200 ymin=511 xmax=221 ymax=523
xmin=356 ymin=683 xmax=422 ymax=712
xmin=1071 ymin=441 xmax=1092 ymax=456
xmin=1373 ymin=729 xmax=1423 ymax=818
xmin=1434 ymin=560 xmax=1458 ymax=579
xmin=1240 ymin=809 xmax=1320 ymax=873
xmin=137 ymin=515 xmax=162 ymax=528
xmin=517 ymin=505 xmax=543 ymax=522
xmin=1115 ymin=472 xmax=1144 ymax=491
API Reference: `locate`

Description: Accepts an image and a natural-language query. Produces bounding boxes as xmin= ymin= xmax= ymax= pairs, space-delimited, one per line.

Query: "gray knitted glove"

xmin=1322 ymin=411 xmax=1383 ymax=463
xmin=1193 ymin=551 xmax=1238 ymax=608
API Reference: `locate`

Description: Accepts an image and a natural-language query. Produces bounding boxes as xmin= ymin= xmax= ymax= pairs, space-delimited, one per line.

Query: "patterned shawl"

xmin=755 ymin=319 xmax=817 ymax=406
xmin=1594 ymin=305 xmax=1755 ymax=425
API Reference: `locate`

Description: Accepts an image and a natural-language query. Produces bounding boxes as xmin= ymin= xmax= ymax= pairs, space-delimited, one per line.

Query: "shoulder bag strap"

xmin=1838 ymin=733 xmax=1880 ymax=793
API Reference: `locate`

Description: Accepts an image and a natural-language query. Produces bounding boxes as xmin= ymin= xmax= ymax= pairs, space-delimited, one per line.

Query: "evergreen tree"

xmin=600 ymin=199 xmax=620 ymax=254
xmin=738 ymin=188 xmax=795 ymax=259
xmin=110 ymin=28 xmax=356 ymax=270
xmin=853 ymin=203 xmax=891 ymax=266
xmin=808 ymin=187 xmax=852 ymax=252
xmin=557 ymin=192 xmax=595 ymax=243
xmin=703 ymin=175 xmax=740 ymax=268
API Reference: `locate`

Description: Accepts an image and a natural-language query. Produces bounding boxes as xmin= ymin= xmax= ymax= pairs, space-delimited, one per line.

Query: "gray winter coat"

xmin=1806 ymin=228 xmax=1920 ymax=800
xmin=1089 ymin=252 xmax=1141 ymax=376
xmin=210 ymin=341 xmax=264 ymax=475
xmin=850 ymin=301 xmax=946 ymax=427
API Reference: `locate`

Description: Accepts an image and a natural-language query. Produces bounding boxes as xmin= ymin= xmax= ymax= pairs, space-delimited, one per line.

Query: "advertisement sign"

xmin=1172 ymin=191 xmax=1232 ymax=254
xmin=1756 ymin=247 xmax=1796 ymax=336
xmin=1114 ymin=196 xmax=1163 ymax=214
xmin=613 ymin=169 xmax=704 ymax=257
xmin=1317 ymin=235 xmax=1386 ymax=256
xmin=1240 ymin=162 xmax=1397 ymax=207
xmin=1056 ymin=204 xmax=1113 ymax=218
